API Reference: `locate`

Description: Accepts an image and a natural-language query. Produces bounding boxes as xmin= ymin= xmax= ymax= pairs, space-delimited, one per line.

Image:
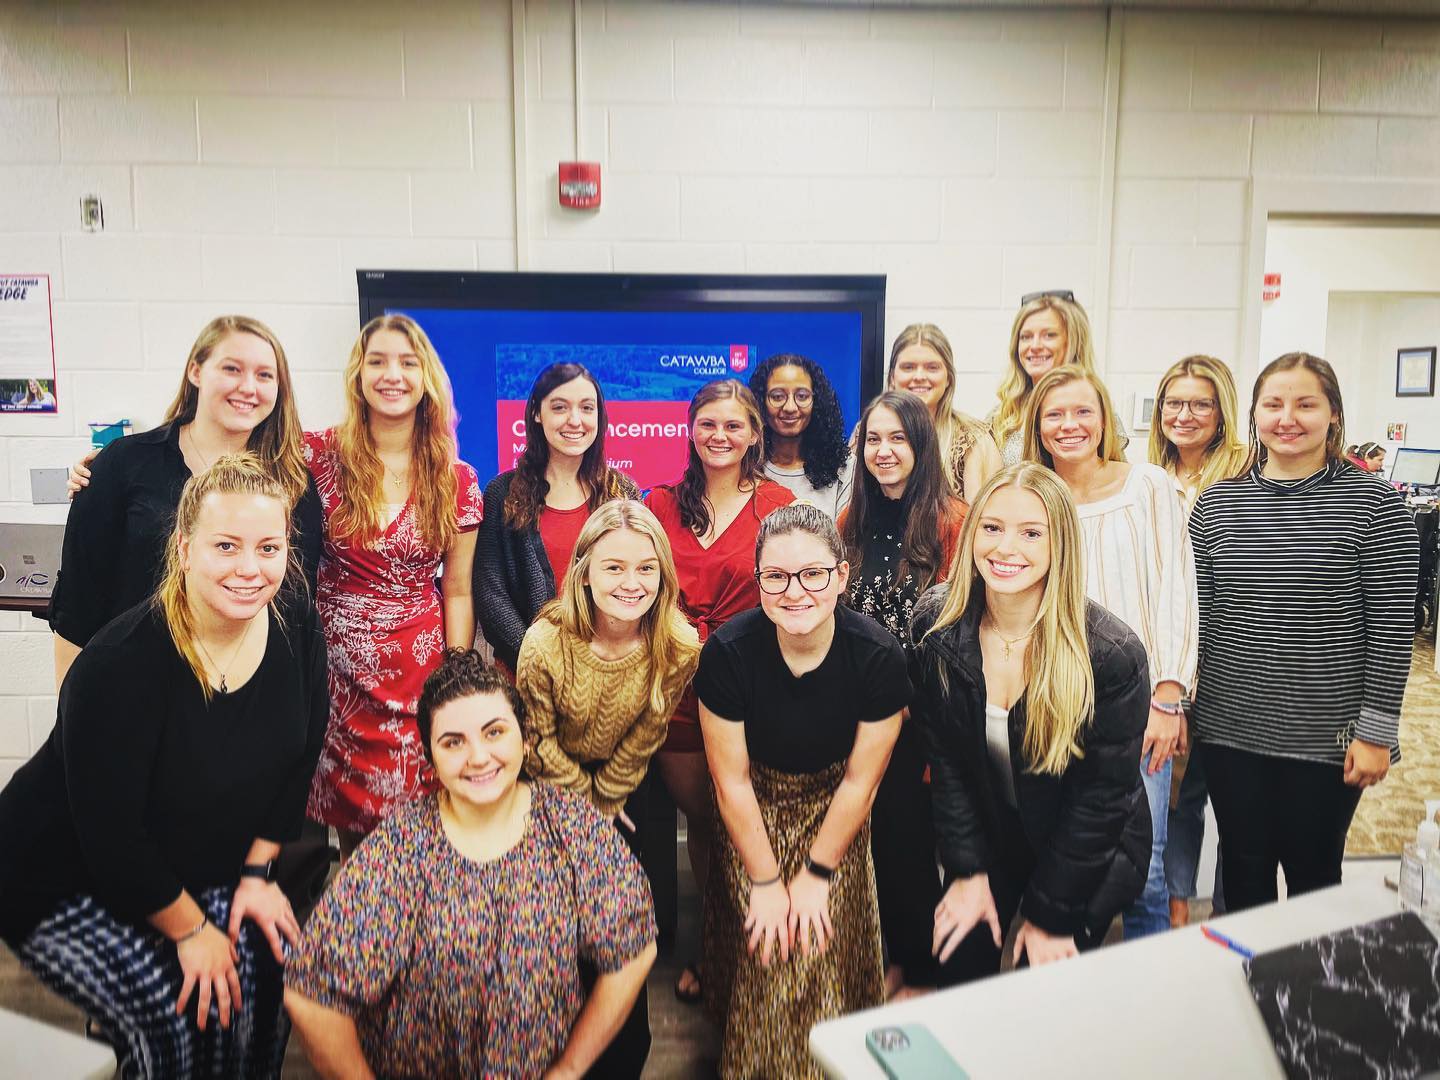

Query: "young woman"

xmin=476 ymin=362 xmax=639 ymax=672
xmin=1148 ymin=355 xmax=1248 ymax=927
xmin=645 ymin=378 xmax=795 ymax=1003
xmin=989 ymin=293 xmax=1100 ymax=467
xmin=15 ymin=377 xmax=55 ymax=409
xmin=748 ymin=352 xmax=854 ymax=518
xmin=1346 ymin=441 xmax=1387 ymax=474
xmin=303 ymin=315 xmax=481 ymax=850
xmin=285 ymin=649 xmax=656 ymax=1079
xmin=0 ymin=455 xmax=327 ymax=1078
xmin=838 ymin=391 xmax=966 ymax=999
xmin=1024 ymin=367 xmax=1196 ymax=939
xmin=886 ymin=323 xmax=999 ymax=503
xmin=51 ymin=315 xmax=321 ymax=689
xmin=1190 ymin=353 xmax=1418 ymax=912
xmin=912 ymin=464 xmax=1151 ymax=985
xmin=696 ymin=504 xmax=907 ymax=1078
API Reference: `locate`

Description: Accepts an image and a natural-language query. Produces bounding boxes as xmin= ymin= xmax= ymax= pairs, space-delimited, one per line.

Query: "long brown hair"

xmin=842 ymin=391 xmax=962 ymax=597
xmin=992 ymin=296 xmax=1097 ymax=448
xmin=540 ymin=499 xmax=698 ymax=716
xmin=664 ymin=379 xmax=767 ymax=536
xmin=1246 ymin=351 xmax=1347 ymax=473
xmin=925 ymin=463 xmax=1093 ymax=775
xmin=155 ymin=453 xmax=297 ymax=701
xmin=504 ymin=362 xmax=631 ymax=530
xmin=329 ymin=315 xmax=461 ymax=553
xmin=1022 ymin=368 xmax=1127 ymax=469
xmin=161 ymin=316 xmax=308 ymax=507
xmin=1148 ymin=355 xmax=1248 ymax=495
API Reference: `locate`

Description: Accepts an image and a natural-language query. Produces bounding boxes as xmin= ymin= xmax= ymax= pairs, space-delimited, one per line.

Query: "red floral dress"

xmin=303 ymin=429 xmax=483 ymax=834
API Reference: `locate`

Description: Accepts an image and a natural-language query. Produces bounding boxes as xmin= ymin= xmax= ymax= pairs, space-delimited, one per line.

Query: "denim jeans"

xmin=1121 ymin=750 xmax=1171 ymax=939
xmin=1164 ymin=750 xmax=1225 ymax=912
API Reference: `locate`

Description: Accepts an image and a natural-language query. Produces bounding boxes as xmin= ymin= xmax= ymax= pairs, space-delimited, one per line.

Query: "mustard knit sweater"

xmin=516 ymin=616 xmax=700 ymax=817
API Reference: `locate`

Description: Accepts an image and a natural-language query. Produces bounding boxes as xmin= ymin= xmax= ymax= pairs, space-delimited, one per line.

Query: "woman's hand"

xmin=932 ymin=874 xmax=1001 ymax=965
xmin=176 ymin=922 xmax=242 ymax=1031
xmin=1343 ymin=738 xmax=1390 ymax=788
xmin=66 ymin=449 xmax=98 ymax=499
xmin=227 ymin=878 xmax=300 ymax=965
xmin=744 ymin=879 xmax=791 ymax=967
xmin=614 ymin=809 xmax=637 ymax=834
xmin=787 ymin=871 xmax=833 ymax=958
xmin=1011 ymin=920 xmax=1078 ymax=967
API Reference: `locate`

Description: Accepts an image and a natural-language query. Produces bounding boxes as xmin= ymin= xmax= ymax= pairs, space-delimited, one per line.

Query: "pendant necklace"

xmin=195 ymin=616 xmax=256 ymax=695
xmin=983 ymin=616 xmax=1036 ymax=662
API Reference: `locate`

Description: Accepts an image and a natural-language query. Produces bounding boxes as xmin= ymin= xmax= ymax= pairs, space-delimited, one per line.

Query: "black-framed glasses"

xmin=1020 ymin=289 xmax=1076 ymax=305
xmin=1161 ymin=397 xmax=1217 ymax=418
xmin=766 ymin=388 xmax=814 ymax=407
xmin=755 ymin=566 xmax=839 ymax=595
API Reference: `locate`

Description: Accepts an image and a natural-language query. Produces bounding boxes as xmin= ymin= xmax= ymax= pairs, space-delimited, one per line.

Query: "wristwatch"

xmin=240 ymin=861 xmax=274 ymax=882
xmin=804 ymin=856 xmax=835 ymax=881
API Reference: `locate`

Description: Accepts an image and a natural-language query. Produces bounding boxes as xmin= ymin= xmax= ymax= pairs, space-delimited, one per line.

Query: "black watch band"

xmin=240 ymin=861 xmax=273 ymax=882
xmin=804 ymin=856 xmax=835 ymax=881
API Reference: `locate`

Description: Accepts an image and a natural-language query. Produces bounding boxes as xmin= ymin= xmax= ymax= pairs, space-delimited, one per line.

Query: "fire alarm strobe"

xmin=559 ymin=162 xmax=601 ymax=210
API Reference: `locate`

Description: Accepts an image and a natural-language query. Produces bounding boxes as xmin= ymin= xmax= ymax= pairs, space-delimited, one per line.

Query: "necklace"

xmin=383 ymin=460 xmax=409 ymax=489
xmin=982 ymin=615 xmax=1036 ymax=662
xmin=195 ymin=615 xmax=257 ymax=695
xmin=185 ymin=427 xmax=214 ymax=473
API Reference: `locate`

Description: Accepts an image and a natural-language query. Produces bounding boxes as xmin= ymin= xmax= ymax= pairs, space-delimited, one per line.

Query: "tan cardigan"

xmin=516 ymin=616 xmax=700 ymax=817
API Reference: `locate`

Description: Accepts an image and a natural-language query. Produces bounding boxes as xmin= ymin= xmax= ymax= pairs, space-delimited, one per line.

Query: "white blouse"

xmin=1075 ymin=462 xmax=1198 ymax=693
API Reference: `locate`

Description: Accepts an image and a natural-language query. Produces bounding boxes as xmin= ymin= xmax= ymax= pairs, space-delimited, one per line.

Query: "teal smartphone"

xmin=864 ymin=1024 xmax=969 ymax=1079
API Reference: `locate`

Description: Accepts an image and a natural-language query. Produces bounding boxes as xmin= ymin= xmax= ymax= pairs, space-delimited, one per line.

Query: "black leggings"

xmin=1197 ymin=742 xmax=1362 ymax=914
xmin=871 ymin=718 xmax=942 ymax=985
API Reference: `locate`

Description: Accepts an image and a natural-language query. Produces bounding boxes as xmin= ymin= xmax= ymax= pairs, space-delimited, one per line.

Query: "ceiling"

xmin=835 ymin=0 xmax=1440 ymax=15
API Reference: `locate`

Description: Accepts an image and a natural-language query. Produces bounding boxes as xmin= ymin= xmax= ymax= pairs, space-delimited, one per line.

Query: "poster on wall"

xmin=0 ymin=273 xmax=58 ymax=414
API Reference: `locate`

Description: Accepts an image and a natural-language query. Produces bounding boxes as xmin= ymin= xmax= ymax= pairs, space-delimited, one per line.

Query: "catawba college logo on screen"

xmin=729 ymin=345 xmax=749 ymax=373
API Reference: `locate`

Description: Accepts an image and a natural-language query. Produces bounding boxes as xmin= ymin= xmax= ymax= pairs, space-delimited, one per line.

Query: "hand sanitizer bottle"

xmin=1399 ymin=799 xmax=1440 ymax=917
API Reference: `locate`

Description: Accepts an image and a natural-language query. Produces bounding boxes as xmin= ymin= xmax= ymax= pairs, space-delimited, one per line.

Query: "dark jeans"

xmin=935 ymin=799 xmax=1103 ymax=988
xmin=871 ymin=718 xmax=941 ymax=985
xmin=584 ymin=780 xmax=652 ymax=1079
xmin=1197 ymin=742 xmax=1362 ymax=913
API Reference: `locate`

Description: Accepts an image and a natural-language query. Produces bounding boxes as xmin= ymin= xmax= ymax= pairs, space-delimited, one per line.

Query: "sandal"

xmin=674 ymin=961 xmax=702 ymax=1004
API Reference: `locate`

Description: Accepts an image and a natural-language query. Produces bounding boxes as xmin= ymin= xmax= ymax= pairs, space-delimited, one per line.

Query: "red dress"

xmin=645 ymin=481 xmax=795 ymax=752
xmin=303 ymin=429 xmax=483 ymax=834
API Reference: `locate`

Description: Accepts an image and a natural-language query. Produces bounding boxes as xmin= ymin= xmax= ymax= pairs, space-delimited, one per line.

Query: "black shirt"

xmin=48 ymin=421 xmax=324 ymax=648
xmin=845 ymin=496 xmax=922 ymax=653
xmin=0 ymin=600 xmax=329 ymax=945
xmin=693 ymin=605 xmax=912 ymax=773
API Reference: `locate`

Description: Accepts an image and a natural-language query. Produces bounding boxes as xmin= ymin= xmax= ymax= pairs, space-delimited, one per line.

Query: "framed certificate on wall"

xmin=1396 ymin=346 xmax=1436 ymax=398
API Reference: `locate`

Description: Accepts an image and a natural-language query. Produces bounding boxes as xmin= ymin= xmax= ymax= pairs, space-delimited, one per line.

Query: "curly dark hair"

xmin=416 ymin=648 xmax=529 ymax=764
xmin=748 ymin=353 xmax=849 ymax=493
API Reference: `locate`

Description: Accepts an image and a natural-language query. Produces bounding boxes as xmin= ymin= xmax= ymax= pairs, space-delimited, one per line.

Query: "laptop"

xmin=0 ymin=523 xmax=64 ymax=600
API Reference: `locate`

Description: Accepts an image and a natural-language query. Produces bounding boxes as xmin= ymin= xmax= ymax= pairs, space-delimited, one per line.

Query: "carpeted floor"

xmin=1348 ymin=632 xmax=1440 ymax=856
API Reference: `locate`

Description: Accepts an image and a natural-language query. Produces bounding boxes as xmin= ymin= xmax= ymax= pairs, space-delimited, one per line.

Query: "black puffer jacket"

xmin=910 ymin=583 xmax=1151 ymax=938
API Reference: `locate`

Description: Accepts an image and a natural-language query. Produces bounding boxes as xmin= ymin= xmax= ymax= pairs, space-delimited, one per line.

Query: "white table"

xmin=0 ymin=1007 xmax=115 ymax=1079
xmin=810 ymin=881 xmax=1403 ymax=1079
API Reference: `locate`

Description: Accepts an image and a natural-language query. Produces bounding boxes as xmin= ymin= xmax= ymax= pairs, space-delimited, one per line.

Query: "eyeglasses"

xmin=1020 ymin=289 xmax=1076 ymax=305
xmin=766 ymin=388 xmax=813 ymax=408
xmin=755 ymin=566 xmax=839 ymax=594
xmin=1161 ymin=397 xmax=1217 ymax=418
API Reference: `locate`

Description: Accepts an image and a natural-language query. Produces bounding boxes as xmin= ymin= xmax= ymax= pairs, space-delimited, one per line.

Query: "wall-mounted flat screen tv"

xmin=357 ymin=271 xmax=887 ymax=490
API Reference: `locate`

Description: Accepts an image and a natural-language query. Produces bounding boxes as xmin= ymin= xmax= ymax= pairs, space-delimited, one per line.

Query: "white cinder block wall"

xmin=2 ymin=0 xmax=1439 ymax=779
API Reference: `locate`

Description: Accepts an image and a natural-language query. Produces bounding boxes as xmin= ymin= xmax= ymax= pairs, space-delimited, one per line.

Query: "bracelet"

xmin=1149 ymin=698 xmax=1184 ymax=716
xmin=749 ymin=872 xmax=782 ymax=888
xmin=804 ymin=856 xmax=835 ymax=881
xmin=175 ymin=916 xmax=208 ymax=945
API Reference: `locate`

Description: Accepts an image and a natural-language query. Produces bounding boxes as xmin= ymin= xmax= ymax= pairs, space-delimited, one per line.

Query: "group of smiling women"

xmin=0 ymin=289 xmax=1420 ymax=1080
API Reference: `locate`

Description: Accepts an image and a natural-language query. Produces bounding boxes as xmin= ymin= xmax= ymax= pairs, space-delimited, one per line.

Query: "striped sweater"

xmin=1189 ymin=460 xmax=1419 ymax=765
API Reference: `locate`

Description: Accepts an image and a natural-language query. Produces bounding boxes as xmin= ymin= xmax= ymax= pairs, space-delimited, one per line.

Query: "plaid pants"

xmin=18 ymin=886 xmax=289 ymax=1079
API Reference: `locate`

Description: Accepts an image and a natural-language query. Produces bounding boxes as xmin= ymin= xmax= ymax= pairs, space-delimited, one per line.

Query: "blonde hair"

xmin=155 ymin=453 xmax=297 ymax=701
xmin=925 ymin=463 xmax=1093 ymax=775
xmin=1021 ymin=368 xmax=1127 ymax=469
xmin=162 ymin=316 xmax=309 ymax=508
xmin=1148 ymin=355 xmax=1249 ymax=494
xmin=540 ymin=500 xmax=698 ymax=716
xmin=330 ymin=314 xmax=461 ymax=552
xmin=992 ymin=297 xmax=1097 ymax=449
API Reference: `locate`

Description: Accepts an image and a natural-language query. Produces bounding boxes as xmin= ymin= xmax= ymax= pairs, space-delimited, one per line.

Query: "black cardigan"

xmin=474 ymin=469 xmax=639 ymax=669
xmin=910 ymin=585 xmax=1151 ymax=938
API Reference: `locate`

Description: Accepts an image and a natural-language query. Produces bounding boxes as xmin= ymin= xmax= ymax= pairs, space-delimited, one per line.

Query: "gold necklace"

xmin=195 ymin=615 xmax=257 ymax=695
xmin=383 ymin=460 xmax=409 ymax=489
xmin=982 ymin=616 xmax=1036 ymax=662
xmin=185 ymin=427 xmax=214 ymax=473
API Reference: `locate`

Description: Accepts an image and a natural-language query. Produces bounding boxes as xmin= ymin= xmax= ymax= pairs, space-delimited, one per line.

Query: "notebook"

xmin=1244 ymin=911 xmax=1440 ymax=1079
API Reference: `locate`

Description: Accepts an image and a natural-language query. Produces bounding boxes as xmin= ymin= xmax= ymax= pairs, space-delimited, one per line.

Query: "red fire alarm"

xmin=1262 ymin=272 xmax=1281 ymax=301
xmin=559 ymin=162 xmax=601 ymax=210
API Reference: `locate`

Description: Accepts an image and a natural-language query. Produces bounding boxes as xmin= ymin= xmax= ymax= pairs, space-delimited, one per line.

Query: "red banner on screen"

xmin=496 ymin=399 xmax=692 ymax=490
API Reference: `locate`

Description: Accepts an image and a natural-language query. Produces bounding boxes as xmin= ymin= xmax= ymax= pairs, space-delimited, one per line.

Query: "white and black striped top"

xmin=1189 ymin=460 xmax=1419 ymax=765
